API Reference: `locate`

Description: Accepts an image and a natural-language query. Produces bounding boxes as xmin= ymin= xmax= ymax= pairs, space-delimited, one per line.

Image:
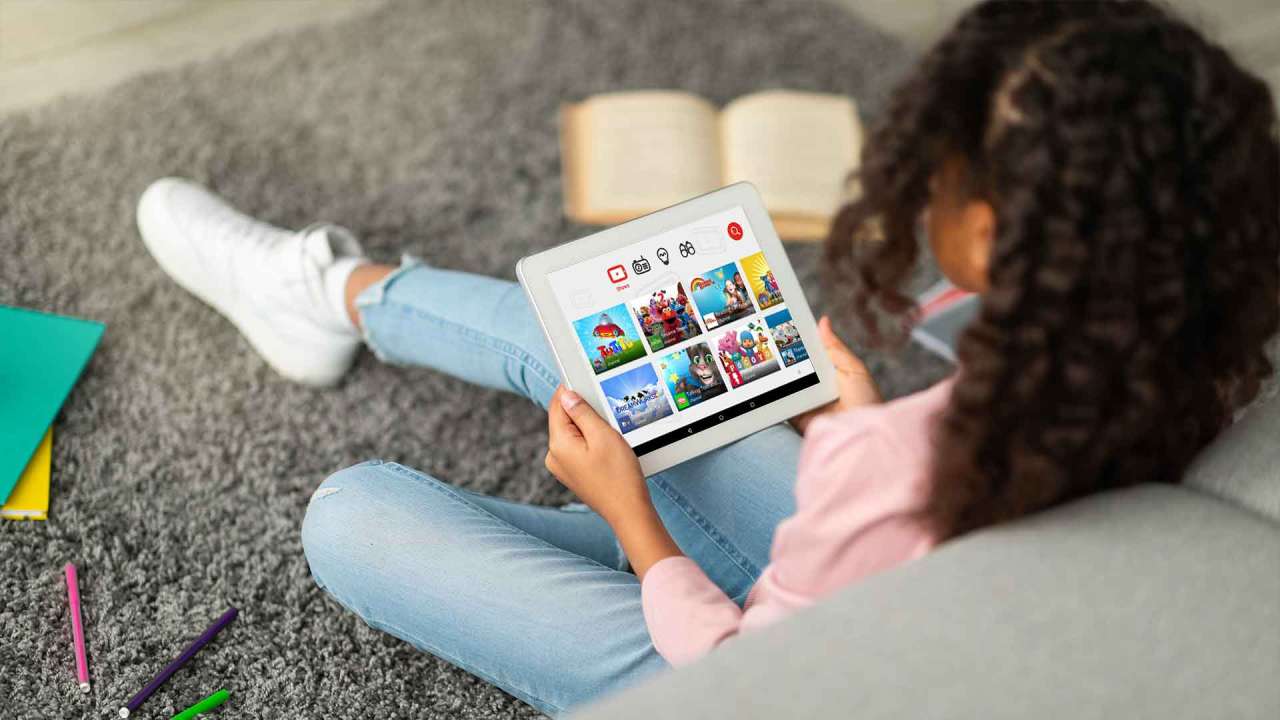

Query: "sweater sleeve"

xmin=640 ymin=556 xmax=742 ymax=666
xmin=639 ymin=418 xmax=934 ymax=666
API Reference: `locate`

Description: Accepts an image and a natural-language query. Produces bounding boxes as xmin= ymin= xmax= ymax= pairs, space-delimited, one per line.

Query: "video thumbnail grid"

xmin=573 ymin=251 xmax=809 ymax=434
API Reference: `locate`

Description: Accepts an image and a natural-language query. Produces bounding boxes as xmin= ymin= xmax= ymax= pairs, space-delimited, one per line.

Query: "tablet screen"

xmin=548 ymin=206 xmax=820 ymax=455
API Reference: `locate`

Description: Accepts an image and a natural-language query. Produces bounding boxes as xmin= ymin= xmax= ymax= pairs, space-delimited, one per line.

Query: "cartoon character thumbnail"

xmin=657 ymin=342 xmax=727 ymax=411
xmin=714 ymin=319 xmax=780 ymax=388
xmin=572 ymin=303 xmax=647 ymax=375
xmin=687 ymin=261 xmax=754 ymax=330
xmin=599 ymin=363 xmax=674 ymax=434
xmin=740 ymin=251 xmax=784 ymax=311
xmin=766 ymin=309 xmax=809 ymax=367
xmin=630 ymin=281 xmax=702 ymax=352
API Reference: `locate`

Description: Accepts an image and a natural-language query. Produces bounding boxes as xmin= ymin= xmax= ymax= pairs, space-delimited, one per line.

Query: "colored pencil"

xmin=170 ymin=689 xmax=229 ymax=720
xmin=118 ymin=607 xmax=238 ymax=718
xmin=64 ymin=563 xmax=90 ymax=693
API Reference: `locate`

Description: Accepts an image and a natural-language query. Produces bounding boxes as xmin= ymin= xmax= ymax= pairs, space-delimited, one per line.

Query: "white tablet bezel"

xmin=517 ymin=182 xmax=839 ymax=475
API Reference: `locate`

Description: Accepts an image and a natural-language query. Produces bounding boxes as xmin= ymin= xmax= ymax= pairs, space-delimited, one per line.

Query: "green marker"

xmin=170 ymin=689 xmax=229 ymax=719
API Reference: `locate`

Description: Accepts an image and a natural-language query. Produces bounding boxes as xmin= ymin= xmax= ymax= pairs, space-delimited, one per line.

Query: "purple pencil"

xmin=118 ymin=607 xmax=238 ymax=718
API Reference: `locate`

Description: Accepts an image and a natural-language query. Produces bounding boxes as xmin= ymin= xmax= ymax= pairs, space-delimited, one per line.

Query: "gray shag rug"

xmin=0 ymin=1 xmax=942 ymax=717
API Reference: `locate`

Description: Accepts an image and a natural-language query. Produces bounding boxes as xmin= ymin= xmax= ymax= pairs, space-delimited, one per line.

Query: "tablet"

xmin=518 ymin=182 xmax=838 ymax=475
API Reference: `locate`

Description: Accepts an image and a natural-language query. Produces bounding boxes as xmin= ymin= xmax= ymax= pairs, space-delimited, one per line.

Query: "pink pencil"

xmin=64 ymin=563 xmax=90 ymax=693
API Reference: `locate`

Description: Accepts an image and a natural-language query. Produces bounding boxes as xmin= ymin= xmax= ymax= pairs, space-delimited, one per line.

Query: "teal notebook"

xmin=0 ymin=305 xmax=105 ymax=503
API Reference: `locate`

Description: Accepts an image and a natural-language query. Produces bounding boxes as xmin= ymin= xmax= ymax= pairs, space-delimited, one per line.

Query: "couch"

xmin=574 ymin=386 xmax=1280 ymax=719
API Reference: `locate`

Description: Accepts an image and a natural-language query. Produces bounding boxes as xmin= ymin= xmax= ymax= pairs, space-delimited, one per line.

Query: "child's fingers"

xmin=548 ymin=387 xmax=586 ymax=448
xmin=544 ymin=449 xmax=566 ymax=478
xmin=814 ymin=317 xmax=881 ymax=407
xmin=818 ymin=316 xmax=845 ymax=349
xmin=557 ymin=388 xmax=613 ymax=446
xmin=818 ymin=316 xmax=866 ymax=371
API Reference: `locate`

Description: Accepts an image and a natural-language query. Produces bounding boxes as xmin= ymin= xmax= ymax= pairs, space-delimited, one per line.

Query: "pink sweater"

xmin=641 ymin=376 xmax=955 ymax=666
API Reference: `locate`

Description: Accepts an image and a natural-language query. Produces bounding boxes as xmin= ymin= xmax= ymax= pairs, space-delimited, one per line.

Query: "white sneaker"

xmin=137 ymin=177 xmax=367 ymax=387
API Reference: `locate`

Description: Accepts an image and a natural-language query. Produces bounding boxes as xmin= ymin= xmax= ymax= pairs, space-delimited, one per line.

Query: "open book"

xmin=561 ymin=90 xmax=863 ymax=241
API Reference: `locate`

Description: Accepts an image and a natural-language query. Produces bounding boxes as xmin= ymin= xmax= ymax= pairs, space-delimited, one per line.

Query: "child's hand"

xmin=546 ymin=386 xmax=684 ymax=577
xmin=790 ymin=316 xmax=881 ymax=435
xmin=546 ymin=386 xmax=651 ymax=526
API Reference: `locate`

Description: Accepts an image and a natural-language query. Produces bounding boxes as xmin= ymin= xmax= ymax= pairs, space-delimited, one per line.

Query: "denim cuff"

xmin=354 ymin=254 xmax=425 ymax=363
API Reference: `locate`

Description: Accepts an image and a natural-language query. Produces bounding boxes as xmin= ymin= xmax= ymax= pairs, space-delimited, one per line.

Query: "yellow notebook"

xmin=2 ymin=427 xmax=51 ymax=521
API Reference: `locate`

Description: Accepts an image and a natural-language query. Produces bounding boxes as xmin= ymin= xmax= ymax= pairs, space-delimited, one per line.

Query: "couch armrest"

xmin=573 ymin=485 xmax=1280 ymax=720
xmin=1183 ymin=389 xmax=1280 ymax=523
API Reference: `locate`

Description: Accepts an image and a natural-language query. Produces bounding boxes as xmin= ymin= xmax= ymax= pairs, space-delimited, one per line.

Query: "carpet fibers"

xmin=0 ymin=1 xmax=940 ymax=717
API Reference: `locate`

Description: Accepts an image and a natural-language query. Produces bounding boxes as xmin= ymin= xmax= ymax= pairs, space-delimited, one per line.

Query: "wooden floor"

xmin=1 ymin=0 xmax=1276 ymax=116
xmin=0 ymin=0 xmax=380 ymax=115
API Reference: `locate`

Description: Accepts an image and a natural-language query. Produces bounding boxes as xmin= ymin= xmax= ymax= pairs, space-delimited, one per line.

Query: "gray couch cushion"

xmin=574 ymin=485 xmax=1280 ymax=720
xmin=1183 ymin=390 xmax=1280 ymax=523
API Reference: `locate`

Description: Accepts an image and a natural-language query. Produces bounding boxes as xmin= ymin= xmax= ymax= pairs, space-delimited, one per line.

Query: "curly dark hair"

xmin=826 ymin=0 xmax=1280 ymax=540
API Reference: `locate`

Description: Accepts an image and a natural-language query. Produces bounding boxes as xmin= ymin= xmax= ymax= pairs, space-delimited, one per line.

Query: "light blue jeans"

xmin=301 ymin=262 xmax=802 ymax=717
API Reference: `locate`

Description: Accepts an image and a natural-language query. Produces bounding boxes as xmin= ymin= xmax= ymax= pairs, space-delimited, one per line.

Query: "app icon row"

xmin=606 ymin=219 xmax=750 ymax=287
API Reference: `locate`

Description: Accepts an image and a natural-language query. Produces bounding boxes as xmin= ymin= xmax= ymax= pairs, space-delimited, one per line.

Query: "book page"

xmin=566 ymin=91 xmax=721 ymax=222
xmin=720 ymin=90 xmax=862 ymax=221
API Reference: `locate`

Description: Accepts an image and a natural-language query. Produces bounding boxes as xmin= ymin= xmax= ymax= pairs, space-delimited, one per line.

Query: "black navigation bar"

xmin=633 ymin=373 xmax=820 ymax=456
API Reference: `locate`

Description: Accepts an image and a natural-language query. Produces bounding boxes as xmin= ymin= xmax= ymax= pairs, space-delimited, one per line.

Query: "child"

xmin=135 ymin=1 xmax=1277 ymax=716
